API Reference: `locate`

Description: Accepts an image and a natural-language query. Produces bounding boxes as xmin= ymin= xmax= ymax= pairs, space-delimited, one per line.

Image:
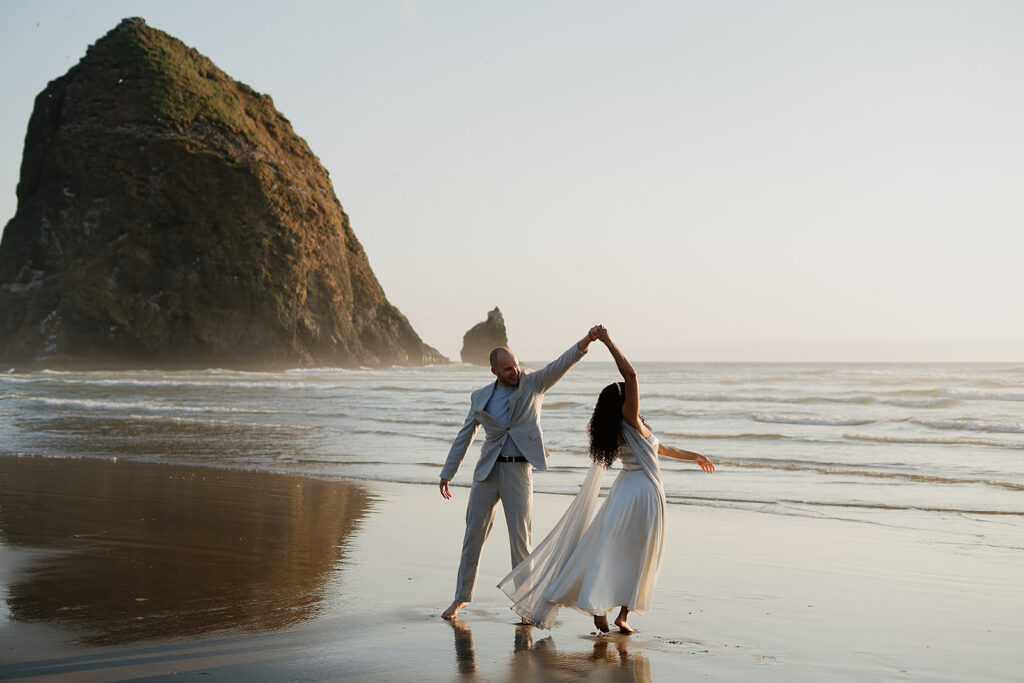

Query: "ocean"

xmin=2 ymin=360 xmax=1022 ymax=551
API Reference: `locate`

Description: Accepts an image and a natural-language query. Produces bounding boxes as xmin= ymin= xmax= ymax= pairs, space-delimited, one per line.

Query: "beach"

xmin=1 ymin=454 xmax=1021 ymax=681
xmin=2 ymin=2 xmax=1022 ymax=678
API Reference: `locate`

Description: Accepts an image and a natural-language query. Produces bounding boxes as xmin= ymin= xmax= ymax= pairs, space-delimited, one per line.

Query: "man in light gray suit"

xmin=440 ymin=326 xmax=600 ymax=621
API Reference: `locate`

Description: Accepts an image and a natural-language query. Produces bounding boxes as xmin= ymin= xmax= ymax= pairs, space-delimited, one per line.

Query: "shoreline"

xmin=1 ymin=454 xmax=1022 ymax=681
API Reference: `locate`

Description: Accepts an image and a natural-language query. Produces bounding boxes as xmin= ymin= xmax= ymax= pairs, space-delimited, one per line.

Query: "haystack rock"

xmin=460 ymin=307 xmax=508 ymax=365
xmin=0 ymin=18 xmax=447 ymax=369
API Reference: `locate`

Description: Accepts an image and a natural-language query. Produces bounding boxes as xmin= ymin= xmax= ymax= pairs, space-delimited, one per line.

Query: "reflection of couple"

xmin=448 ymin=617 xmax=652 ymax=682
xmin=440 ymin=325 xmax=714 ymax=632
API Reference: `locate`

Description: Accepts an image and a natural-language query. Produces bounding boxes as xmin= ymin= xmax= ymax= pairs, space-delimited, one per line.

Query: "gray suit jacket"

xmin=440 ymin=343 xmax=586 ymax=482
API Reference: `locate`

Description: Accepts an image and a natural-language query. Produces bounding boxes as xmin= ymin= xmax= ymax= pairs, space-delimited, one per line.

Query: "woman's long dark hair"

xmin=588 ymin=382 xmax=650 ymax=468
xmin=589 ymin=383 xmax=624 ymax=467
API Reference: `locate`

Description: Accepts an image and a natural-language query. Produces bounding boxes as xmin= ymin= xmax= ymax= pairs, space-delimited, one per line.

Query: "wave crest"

xmin=753 ymin=413 xmax=874 ymax=427
xmin=910 ymin=418 xmax=1024 ymax=434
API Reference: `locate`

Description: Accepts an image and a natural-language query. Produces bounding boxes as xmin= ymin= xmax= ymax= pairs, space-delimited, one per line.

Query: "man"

xmin=440 ymin=326 xmax=600 ymax=621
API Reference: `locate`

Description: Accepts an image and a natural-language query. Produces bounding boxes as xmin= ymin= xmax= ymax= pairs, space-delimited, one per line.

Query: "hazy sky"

xmin=1 ymin=1 xmax=1022 ymax=362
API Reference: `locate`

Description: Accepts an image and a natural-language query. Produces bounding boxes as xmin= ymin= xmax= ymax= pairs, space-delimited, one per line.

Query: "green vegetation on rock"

xmin=90 ymin=17 xmax=266 ymax=141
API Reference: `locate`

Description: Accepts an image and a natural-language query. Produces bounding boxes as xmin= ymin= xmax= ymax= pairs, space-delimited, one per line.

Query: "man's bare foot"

xmin=442 ymin=600 xmax=469 ymax=620
xmin=519 ymin=617 xmax=533 ymax=626
xmin=593 ymin=614 xmax=610 ymax=633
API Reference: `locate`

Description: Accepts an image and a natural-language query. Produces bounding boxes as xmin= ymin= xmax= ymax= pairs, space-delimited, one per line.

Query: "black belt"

xmin=497 ymin=455 xmax=527 ymax=463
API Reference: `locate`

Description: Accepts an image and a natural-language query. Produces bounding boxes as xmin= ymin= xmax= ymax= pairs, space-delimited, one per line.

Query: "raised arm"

xmin=529 ymin=326 xmax=602 ymax=394
xmin=578 ymin=327 xmax=600 ymax=354
xmin=593 ymin=326 xmax=642 ymax=433
xmin=657 ymin=443 xmax=715 ymax=473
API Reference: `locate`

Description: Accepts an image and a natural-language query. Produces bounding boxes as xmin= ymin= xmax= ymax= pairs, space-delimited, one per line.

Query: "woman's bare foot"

xmin=520 ymin=617 xmax=533 ymax=626
xmin=442 ymin=600 xmax=469 ymax=620
xmin=614 ymin=607 xmax=635 ymax=634
xmin=593 ymin=614 xmax=610 ymax=633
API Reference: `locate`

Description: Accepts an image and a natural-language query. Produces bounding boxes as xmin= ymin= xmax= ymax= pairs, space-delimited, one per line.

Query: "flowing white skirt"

xmin=499 ymin=460 xmax=666 ymax=628
xmin=546 ymin=466 xmax=665 ymax=617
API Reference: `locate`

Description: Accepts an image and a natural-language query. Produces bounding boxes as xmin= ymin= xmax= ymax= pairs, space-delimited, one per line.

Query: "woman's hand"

xmin=694 ymin=454 xmax=715 ymax=474
xmin=594 ymin=325 xmax=611 ymax=344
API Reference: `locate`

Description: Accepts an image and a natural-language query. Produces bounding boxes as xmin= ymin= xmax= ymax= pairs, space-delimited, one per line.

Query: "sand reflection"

xmin=448 ymin=619 xmax=652 ymax=682
xmin=0 ymin=455 xmax=373 ymax=645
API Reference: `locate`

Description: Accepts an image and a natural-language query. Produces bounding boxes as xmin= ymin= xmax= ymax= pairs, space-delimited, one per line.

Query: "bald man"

xmin=439 ymin=327 xmax=599 ymax=621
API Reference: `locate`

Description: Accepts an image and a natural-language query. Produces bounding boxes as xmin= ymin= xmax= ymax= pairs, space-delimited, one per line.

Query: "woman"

xmin=499 ymin=326 xmax=714 ymax=633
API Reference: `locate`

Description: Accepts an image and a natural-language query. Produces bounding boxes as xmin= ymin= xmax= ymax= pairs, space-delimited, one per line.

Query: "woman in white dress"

xmin=499 ymin=326 xmax=714 ymax=633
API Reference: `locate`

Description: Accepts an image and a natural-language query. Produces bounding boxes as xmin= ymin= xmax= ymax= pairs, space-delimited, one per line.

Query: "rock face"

xmin=0 ymin=18 xmax=446 ymax=369
xmin=460 ymin=308 xmax=508 ymax=366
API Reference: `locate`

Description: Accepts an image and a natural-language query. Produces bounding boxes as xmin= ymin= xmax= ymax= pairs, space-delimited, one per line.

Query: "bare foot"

xmin=593 ymin=614 xmax=610 ymax=633
xmin=520 ymin=617 xmax=533 ymax=626
xmin=614 ymin=606 xmax=635 ymax=634
xmin=442 ymin=600 xmax=469 ymax=620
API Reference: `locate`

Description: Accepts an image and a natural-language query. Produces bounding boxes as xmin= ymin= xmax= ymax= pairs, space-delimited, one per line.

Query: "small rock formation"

xmin=0 ymin=17 xmax=446 ymax=369
xmin=460 ymin=307 xmax=508 ymax=366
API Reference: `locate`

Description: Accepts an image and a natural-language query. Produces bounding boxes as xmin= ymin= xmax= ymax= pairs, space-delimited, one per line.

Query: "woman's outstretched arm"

xmin=594 ymin=326 xmax=643 ymax=432
xmin=657 ymin=443 xmax=715 ymax=473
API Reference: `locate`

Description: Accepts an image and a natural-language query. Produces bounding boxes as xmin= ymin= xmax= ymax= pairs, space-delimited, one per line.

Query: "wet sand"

xmin=1 ymin=454 xmax=1022 ymax=681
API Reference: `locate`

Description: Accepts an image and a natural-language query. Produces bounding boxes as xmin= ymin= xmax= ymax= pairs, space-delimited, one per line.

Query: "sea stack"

xmin=460 ymin=307 xmax=508 ymax=365
xmin=0 ymin=18 xmax=446 ymax=369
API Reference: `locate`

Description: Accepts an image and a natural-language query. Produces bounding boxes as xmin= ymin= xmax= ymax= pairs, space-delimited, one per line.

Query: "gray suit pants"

xmin=454 ymin=461 xmax=533 ymax=601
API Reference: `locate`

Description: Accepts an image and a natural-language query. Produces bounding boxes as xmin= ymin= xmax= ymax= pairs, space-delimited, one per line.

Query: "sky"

xmin=1 ymin=1 xmax=1022 ymax=362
